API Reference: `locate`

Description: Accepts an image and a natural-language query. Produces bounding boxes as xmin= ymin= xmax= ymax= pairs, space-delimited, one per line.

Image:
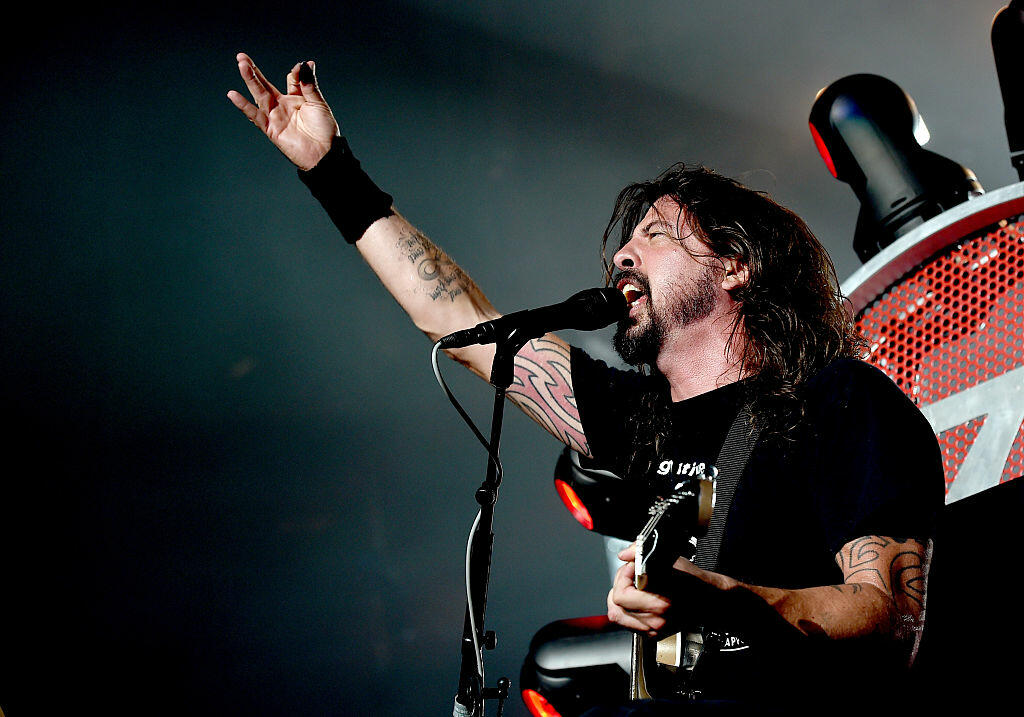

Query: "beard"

xmin=613 ymin=265 xmax=718 ymax=366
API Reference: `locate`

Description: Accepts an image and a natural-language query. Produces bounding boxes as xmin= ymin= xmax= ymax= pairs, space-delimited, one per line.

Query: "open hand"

xmin=227 ymin=52 xmax=339 ymax=170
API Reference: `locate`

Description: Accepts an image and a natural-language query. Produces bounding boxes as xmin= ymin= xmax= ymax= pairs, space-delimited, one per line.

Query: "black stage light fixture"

xmin=530 ymin=451 xmax=717 ymax=716
xmin=992 ymin=1 xmax=1024 ymax=180
xmin=809 ymin=74 xmax=983 ymax=262
xmin=552 ymin=448 xmax=652 ymax=541
xmin=520 ymin=616 xmax=631 ymax=717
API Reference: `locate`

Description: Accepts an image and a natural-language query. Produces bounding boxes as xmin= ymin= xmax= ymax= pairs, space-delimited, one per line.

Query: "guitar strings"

xmin=638 ymin=528 xmax=658 ymax=577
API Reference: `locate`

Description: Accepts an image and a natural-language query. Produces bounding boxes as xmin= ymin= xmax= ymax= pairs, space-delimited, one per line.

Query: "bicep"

xmin=506 ymin=334 xmax=591 ymax=457
xmin=834 ymin=535 xmax=928 ymax=621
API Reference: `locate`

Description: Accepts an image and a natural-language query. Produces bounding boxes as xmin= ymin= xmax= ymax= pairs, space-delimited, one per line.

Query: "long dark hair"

xmin=601 ymin=164 xmax=864 ymax=478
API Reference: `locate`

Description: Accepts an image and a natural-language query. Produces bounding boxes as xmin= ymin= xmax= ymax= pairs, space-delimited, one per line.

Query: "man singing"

xmin=228 ymin=54 xmax=943 ymax=713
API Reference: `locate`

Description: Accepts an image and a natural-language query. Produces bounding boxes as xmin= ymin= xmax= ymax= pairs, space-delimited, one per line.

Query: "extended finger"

xmin=226 ymin=90 xmax=268 ymax=132
xmin=237 ymin=58 xmax=270 ymax=107
xmin=236 ymin=53 xmax=280 ymax=108
xmin=246 ymin=54 xmax=283 ymax=97
xmin=227 ymin=89 xmax=256 ymax=117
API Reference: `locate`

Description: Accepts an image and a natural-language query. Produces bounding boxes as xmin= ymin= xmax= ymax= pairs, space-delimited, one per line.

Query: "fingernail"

xmin=298 ymin=62 xmax=314 ymax=84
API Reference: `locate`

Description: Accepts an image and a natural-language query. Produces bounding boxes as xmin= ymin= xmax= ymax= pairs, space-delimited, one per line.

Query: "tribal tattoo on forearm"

xmin=393 ymin=231 xmax=586 ymax=453
xmin=507 ymin=337 xmax=590 ymax=456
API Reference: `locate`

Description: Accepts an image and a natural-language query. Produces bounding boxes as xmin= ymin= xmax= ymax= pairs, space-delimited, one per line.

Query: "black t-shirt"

xmin=571 ymin=348 xmax=943 ymax=587
xmin=570 ymin=347 xmax=945 ymax=703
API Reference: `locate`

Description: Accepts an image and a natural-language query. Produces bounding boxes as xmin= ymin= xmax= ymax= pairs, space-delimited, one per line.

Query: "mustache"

xmin=612 ymin=269 xmax=650 ymax=294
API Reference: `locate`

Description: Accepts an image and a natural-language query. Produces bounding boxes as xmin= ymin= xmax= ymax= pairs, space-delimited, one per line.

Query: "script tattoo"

xmin=507 ymin=337 xmax=590 ymax=456
xmin=397 ymin=230 xmax=469 ymax=302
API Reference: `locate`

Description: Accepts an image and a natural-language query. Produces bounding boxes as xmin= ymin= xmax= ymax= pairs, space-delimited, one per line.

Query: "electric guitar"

xmin=628 ymin=469 xmax=716 ymax=701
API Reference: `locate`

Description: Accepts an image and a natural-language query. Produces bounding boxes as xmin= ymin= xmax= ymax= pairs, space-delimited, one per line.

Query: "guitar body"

xmin=631 ymin=628 xmax=717 ymax=700
xmin=630 ymin=630 xmax=709 ymax=700
xmin=628 ymin=472 xmax=716 ymax=700
xmin=629 ymin=632 xmax=651 ymax=700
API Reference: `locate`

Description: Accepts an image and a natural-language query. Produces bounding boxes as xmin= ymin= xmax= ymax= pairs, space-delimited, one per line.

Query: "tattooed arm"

xmin=829 ymin=535 xmax=928 ymax=641
xmin=229 ymin=54 xmax=590 ymax=455
xmin=357 ymin=215 xmax=591 ymax=455
xmin=744 ymin=534 xmax=927 ymax=646
xmin=608 ymin=535 xmax=928 ymax=658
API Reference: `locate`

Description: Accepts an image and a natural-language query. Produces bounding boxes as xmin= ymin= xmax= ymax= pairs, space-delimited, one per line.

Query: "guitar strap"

xmin=694 ymin=408 xmax=761 ymax=572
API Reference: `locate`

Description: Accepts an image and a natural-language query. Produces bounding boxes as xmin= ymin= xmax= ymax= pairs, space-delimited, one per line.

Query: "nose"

xmin=613 ymin=238 xmax=639 ymax=270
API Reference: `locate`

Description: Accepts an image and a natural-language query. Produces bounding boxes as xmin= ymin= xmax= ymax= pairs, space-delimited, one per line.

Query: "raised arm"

xmin=360 ymin=215 xmax=590 ymax=454
xmin=228 ymin=53 xmax=590 ymax=455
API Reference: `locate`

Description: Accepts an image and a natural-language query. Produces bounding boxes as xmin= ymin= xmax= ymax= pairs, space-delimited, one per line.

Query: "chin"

xmin=613 ymin=320 xmax=660 ymax=367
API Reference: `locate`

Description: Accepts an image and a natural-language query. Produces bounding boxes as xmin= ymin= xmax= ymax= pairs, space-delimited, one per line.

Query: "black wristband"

xmin=297 ymin=135 xmax=395 ymax=244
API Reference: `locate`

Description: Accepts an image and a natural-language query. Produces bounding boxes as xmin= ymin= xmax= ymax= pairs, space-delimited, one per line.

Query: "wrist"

xmin=299 ymin=139 xmax=335 ymax=173
xmin=298 ymin=135 xmax=394 ymax=244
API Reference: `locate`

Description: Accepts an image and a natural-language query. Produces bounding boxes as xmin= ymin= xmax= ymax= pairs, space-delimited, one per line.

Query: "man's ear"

xmin=721 ymin=258 xmax=750 ymax=291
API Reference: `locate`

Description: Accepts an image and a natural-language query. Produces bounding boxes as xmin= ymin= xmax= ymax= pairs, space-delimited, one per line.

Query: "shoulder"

xmin=798 ymin=357 xmax=939 ymax=453
xmin=796 ymin=359 xmax=945 ymax=545
xmin=803 ymin=357 xmax=915 ymax=410
xmin=806 ymin=356 xmax=896 ymax=388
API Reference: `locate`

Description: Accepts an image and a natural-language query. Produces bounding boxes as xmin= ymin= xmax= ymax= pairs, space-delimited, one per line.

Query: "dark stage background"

xmin=0 ymin=2 xmax=1014 ymax=715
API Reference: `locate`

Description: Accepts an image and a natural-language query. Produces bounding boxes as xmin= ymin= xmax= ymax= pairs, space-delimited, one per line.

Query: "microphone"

xmin=438 ymin=287 xmax=628 ymax=349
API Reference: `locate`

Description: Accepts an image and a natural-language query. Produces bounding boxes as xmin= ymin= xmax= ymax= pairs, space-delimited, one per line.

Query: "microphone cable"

xmin=431 ymin=339 xmax=504 ymax=686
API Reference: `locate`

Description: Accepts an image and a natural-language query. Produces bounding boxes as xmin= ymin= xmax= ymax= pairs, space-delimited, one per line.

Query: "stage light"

xmin=520 ymin=617 xmax=632 ymax=717
xmin=554 ymin=479 xmax=594 ymax=530
xmin=809 ymin=73 xmax=983 ymax=262
xmin=552 ymin=448 xmax=653 ymax=541
xmin=522 ymin=688 xmax=562 ymax=717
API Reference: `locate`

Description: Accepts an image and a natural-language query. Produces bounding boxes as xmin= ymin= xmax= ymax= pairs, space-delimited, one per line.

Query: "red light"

xmin=554 ymin=479 xmax=594 ymax=530
xmin=809 ymin=122 xmax=838 ymax=178
xmin=522 ymin=689 xmax=562 ymax=717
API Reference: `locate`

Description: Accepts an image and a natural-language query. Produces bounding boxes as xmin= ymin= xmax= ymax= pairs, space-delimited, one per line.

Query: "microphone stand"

xmin=452 ymin=327 xmax=529 ymax=717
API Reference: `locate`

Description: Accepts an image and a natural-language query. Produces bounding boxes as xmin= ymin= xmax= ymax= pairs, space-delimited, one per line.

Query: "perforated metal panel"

xmin=842 ymin=184 xmax=1024 ymax=502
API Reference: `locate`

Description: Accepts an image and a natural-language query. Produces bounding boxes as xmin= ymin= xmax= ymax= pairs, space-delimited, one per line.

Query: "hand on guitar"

xmin=606 ymin=544 xmax=736 ymax=639
xmin=609 ymin=541 xmax=870 ymax=650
